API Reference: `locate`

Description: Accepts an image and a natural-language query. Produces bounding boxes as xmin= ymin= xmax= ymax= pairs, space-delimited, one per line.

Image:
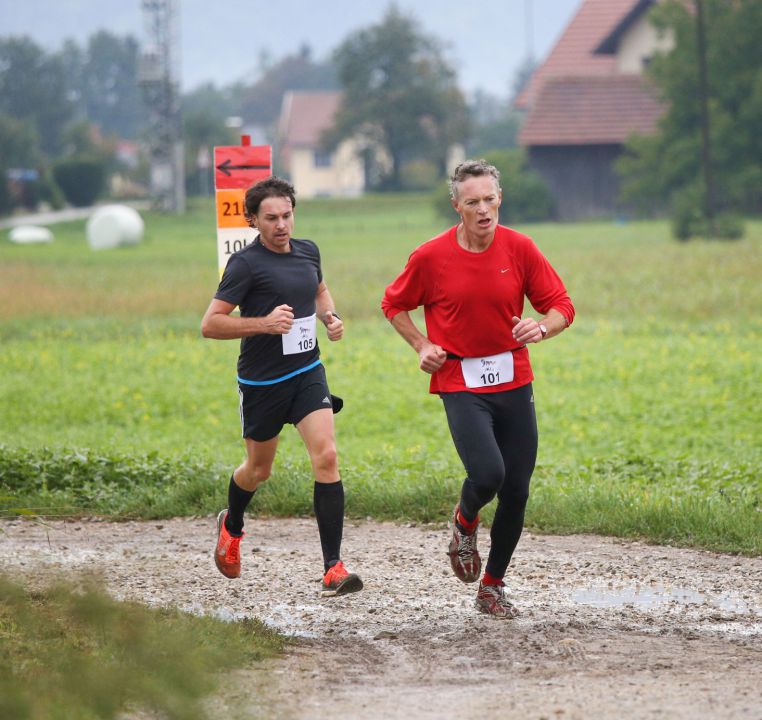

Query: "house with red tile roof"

xmin=278 ymin=90 xmax=370 ymax=199
xmin=517 ymin=0 xmax=672 ymax=219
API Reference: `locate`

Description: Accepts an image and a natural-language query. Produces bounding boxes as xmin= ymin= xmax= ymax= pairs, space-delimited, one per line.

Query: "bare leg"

xmin=234 ymin=435 xmax=280 ymax=491
xmin=297 ymin=409 xmax=343 ymax=570
xmin=295 ymin=409 xmax=339 ymax=484
xmin=224 ymin=435 xmax=280 ymax=535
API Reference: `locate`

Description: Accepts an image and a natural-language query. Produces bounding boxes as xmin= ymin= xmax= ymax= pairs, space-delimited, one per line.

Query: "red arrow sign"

xmin=214 ymin=145 xmax=271 ymax=190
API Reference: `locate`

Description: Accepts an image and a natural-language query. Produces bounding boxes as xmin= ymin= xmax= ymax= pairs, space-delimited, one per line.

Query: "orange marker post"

xmin=214 ymin=140 xmax=271 ymax=276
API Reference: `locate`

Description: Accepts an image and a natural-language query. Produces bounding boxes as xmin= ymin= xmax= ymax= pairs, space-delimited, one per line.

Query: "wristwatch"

xmin=539 ymin=323 xmax=548 ymax=339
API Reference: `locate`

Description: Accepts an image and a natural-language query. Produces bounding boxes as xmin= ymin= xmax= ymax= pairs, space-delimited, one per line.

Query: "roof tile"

xmin=518 ymin=75 xmax=663 ymax=145
xmin=280 ymin=91 xmax=342 ymax=147
xmin=515 ymin=0 xmax=638 ymax=109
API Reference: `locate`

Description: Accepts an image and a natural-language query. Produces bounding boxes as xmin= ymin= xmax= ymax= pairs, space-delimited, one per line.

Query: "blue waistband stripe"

xmin=237 ymin=359 xmax=322 ymax=386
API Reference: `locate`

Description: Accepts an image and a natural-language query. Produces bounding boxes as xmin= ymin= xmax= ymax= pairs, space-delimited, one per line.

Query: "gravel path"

xmin=1 ymin=516 xmax=760 ymax=719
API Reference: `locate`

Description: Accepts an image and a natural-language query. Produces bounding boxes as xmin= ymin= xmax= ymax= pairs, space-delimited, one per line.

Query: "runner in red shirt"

xmin=382 ymin=159 xmax=574 ymax=617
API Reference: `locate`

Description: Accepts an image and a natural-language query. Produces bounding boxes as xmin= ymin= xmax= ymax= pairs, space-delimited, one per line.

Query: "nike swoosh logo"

xmin=501 ymin=268 xmax=509 ymax=273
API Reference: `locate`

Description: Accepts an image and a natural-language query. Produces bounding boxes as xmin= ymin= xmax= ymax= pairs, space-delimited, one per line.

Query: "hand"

xmin=418 ymin=341 xmax=447 ymax=374
xmin=324 ymin=310 xmax=344 ymax=342
xmin=512 ymin=315 xmax=543 ymax=344
xmin=265 ymin=304 xmax=294 ymax=334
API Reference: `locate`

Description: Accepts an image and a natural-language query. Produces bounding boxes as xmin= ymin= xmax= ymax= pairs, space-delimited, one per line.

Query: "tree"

xmin=182 ymin=107 xmax=238 ymax=196
xmin=329 ymin=7 xmax=468 ymax=189
xmin=236 ymin=45 xmax=338 ymax=127
xmin=182 ymin=82 xmax=238 ymax=125
xmin=0 ymin=112 xmax=39 ymax=169
xmin=73 ymin=32 xmax=145 ymax=139
xmin=0 ymin=112 xmax=41 ymax=213
xmin=617 ymin=0 xmax=762 ymax=227
xmin=467 ymin=90 xmax=522 ymax=155
xmin=433 ymin=149 xmax=554 ymax=225
xmin=0 ymin=37 xmax=74 ymax=156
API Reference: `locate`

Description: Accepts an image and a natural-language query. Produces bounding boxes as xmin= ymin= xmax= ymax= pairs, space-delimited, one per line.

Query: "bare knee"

xmin=235 ymin=463 xmax=272 ymax=491
xmin=311 ymin=444 xmax=338 ymax=475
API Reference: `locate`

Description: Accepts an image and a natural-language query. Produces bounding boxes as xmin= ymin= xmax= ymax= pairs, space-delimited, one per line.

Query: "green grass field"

xmin=1 ymin=195 xmax=760 ymax=553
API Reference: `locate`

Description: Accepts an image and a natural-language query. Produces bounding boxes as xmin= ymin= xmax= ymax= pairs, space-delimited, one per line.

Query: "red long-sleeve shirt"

xmin=381 ymin=224 xmax=575 ymax=394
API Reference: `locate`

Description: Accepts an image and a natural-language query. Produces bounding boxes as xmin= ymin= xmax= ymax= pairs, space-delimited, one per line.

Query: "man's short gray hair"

xmin=449 ymin=159 xmax=501 ymax=200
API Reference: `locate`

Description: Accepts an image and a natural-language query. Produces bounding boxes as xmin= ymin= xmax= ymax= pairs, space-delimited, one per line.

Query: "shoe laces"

xmin=325 ymin=561 xmax=348 ymax=583
xmin=458 ymin=530 xmax=478 ymax=558
xmin=485 ymin=583 xmax=514 ymax=608
xmin=225 ymin=535 xmax=241 ymax=563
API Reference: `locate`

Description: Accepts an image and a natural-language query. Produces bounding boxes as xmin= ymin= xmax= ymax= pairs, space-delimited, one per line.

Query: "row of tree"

xmin=1 ymin=2 xmax=759 ymax=231
xmin=0 ymin=8 xmax=528 ymax=212
xmin=0 ymin=31 xmax=146 ymax=211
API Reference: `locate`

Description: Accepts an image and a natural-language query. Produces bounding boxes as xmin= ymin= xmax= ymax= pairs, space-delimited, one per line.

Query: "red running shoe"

xmin=214 ymin=509 xmax=243 ymax=579
xmin=321 ymin=561 xmax=363 ymax=597
xmin=475 ymin=581 xmax=520 ymax=619
xmin=447 ymin=505 xmax=481 ymax=583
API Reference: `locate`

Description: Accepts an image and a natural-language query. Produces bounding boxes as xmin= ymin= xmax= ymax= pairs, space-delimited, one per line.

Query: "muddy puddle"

xmin=1 ymin=516 xmax=760 ymax=719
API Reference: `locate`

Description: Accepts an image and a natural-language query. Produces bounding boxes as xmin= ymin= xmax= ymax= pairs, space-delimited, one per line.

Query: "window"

xmin=313 ymin=150 xmax=333 ymax=168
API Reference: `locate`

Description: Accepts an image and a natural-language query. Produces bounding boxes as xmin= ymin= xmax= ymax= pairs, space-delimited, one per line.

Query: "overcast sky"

xmin=0 ymin=0 xmax=582 ymax=98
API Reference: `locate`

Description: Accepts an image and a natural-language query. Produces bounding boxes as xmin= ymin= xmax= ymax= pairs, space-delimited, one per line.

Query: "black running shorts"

xmin=237 ymin=364 xmax=334 ymax=442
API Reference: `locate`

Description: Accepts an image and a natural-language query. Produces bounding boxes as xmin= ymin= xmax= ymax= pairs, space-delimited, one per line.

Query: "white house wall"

xmin=616 ymin=13 xmax=674 ymax=73
xmin=288 ymin=140 xmax=365 ymax=199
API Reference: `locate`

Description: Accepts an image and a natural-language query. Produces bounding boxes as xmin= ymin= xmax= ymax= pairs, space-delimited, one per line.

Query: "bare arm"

xmin=389 ymin=310 xmax=447 ymax=374
xmin=315 ymin=281 xmax=344 ymax=341
xmin=511 ymin=308 xmax=569 ymax=345
xmin=200 ymin=298 xmax=294 ymax=340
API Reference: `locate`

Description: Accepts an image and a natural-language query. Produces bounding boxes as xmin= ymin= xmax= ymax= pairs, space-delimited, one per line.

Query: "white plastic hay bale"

xmin=8 ymin=225 xmax=54 ymax=244
xmin=86 ymin=205 xmax=144 ymax=251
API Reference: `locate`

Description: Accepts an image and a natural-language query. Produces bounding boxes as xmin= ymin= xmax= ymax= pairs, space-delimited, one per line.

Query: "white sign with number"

xmin=461 ymin=351 xmax=514 ymax=388
xmin=216 ymin=226 xmax=258 ymax=277
xmin=282 ymin=314 xmax=317 ymax=355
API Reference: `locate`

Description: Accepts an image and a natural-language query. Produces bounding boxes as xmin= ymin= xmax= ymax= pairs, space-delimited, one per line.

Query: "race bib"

xmin=461 ymin=351 xmax=514 ymax=388
xmin=282 ymin=314 xmax=317 ymax=355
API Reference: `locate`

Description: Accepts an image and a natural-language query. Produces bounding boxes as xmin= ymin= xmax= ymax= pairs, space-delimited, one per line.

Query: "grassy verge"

xmin=0 ymin=573 xmax=284 ymax=719
xmin=1 ymin=444 xmax=759 ymax=555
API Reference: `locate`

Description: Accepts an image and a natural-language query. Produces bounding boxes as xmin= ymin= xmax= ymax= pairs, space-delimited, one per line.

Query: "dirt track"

xmin=1 ymin=516 xmax=760 ymax=719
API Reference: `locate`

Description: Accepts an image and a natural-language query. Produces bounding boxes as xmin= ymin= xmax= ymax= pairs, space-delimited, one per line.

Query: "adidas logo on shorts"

xmin=322 ymin=396 xmax=331 ymax=404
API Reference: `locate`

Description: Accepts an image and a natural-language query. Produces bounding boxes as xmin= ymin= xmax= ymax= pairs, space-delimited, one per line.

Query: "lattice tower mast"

xmin=138 ymin=0 xmax=185 ymax=213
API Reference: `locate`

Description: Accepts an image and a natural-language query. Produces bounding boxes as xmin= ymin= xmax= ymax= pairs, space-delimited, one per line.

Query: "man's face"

xmin=451 ymin=175 xmax=502 ymax=240
xmin=252 ymin=196 xmax=294 ymax=253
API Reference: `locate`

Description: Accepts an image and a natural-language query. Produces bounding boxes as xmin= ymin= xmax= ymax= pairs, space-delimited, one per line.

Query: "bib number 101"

xmin=461 ymin=351 xmax=514 ymax=388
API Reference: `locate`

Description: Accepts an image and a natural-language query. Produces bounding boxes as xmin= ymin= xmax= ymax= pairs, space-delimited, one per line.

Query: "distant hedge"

xmin=434 ymin=148 xmax=556 ymax=225
xmin=52 ymin=157 xmax=106 ymax=207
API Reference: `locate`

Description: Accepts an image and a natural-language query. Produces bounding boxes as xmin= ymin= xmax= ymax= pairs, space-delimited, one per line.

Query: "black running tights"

xmin=441 ymin=384 xmax=538 ymax=579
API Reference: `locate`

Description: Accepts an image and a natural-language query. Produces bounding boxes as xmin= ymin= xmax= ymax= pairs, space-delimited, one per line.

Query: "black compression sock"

xmin=313 ymin=481 xmax=344 ymax=572
xmin=225 ymin=474 xmax=255 ymax=536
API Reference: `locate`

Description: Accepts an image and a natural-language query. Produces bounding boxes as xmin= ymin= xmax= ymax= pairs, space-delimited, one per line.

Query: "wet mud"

xmin=1 ymin=516 xmax=760 ymax=719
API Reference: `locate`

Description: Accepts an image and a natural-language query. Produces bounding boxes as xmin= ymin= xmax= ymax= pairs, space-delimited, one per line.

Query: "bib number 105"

xmin=282 ymin=314 xmax=317 ymax=355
